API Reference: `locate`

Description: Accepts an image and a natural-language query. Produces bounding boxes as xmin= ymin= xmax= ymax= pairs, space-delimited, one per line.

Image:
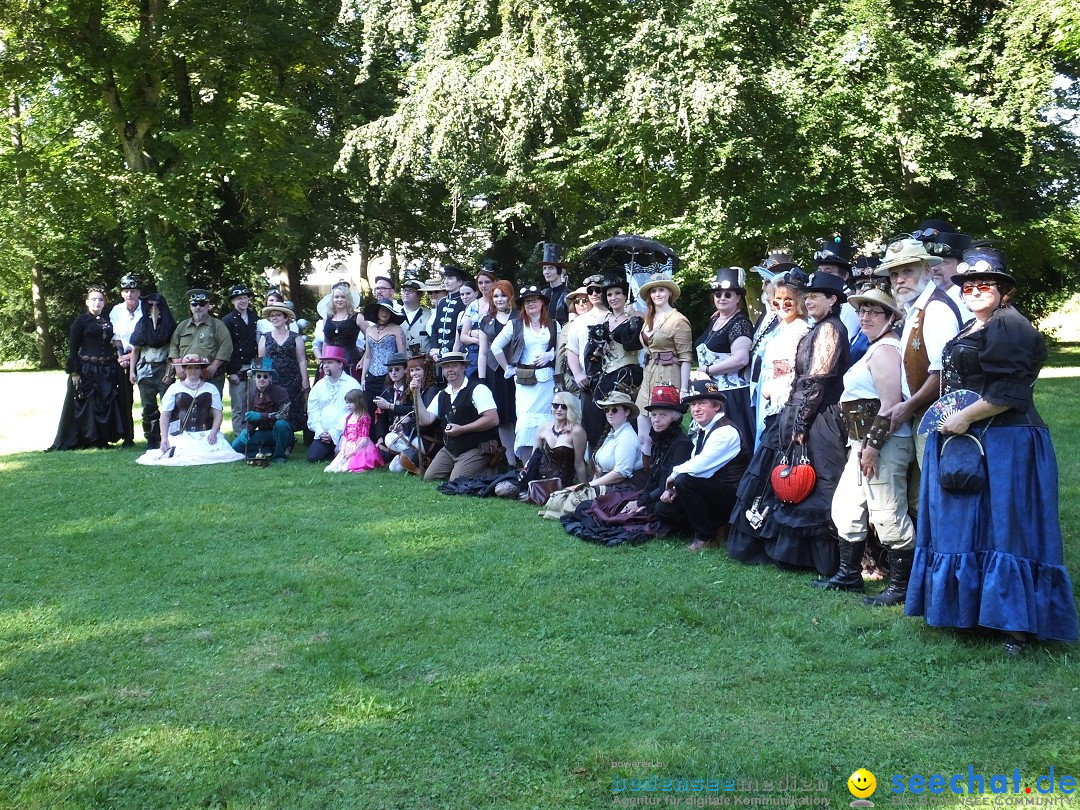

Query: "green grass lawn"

xmin=2 ymin=365 xmax=1079 ymax=809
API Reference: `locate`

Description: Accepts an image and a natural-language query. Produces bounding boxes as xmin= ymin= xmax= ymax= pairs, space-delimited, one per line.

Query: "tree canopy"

xmin=2 ymin=0 xmax=1079 ymax=361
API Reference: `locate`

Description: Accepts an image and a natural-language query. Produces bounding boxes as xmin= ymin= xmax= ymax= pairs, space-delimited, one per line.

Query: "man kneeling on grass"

xmin=654 ymin=380 xmax=749 ymax=551
xmin=412 ymin=351 xmax=501 ymax=482
xmin=231 ymin=357 xmax=294 ymax=464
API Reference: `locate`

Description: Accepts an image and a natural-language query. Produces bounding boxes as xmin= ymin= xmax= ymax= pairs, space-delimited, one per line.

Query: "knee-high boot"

xmin=863 ymin=549 xmax=914 ymax=606
xmin=811 ymin=540 xmax=866 ymax=592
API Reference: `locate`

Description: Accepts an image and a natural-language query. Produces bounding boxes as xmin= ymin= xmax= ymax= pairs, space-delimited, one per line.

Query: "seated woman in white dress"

xmin=136 ymin=355 xmax=245 ymax=466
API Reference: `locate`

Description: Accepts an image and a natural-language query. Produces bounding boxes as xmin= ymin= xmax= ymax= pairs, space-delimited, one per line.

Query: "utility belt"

xmin=515 ymin=361 xmax=553 ymax=387
xmin=79 ymin=354 xmax=117 ymax=364
xmin=840 ymin=398 xmax=881 ymax=441
xmin=647 ymin=351 xmax=677 ymax=366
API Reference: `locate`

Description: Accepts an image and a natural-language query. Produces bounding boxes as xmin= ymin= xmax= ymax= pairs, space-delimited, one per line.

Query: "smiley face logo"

xmin=848 ymin=768 xmax=877 ymax=799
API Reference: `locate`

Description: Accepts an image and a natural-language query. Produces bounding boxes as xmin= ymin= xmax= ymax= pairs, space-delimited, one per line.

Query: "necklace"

xmin=551 ymin=422 xmax=568 ymax=437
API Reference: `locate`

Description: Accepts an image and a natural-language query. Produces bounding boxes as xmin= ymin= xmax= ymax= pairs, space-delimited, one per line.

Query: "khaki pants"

xmin=832 ymin=434 xmax=916 ymax=551
xmin=423 ymin=446 xmax=494 ymax=482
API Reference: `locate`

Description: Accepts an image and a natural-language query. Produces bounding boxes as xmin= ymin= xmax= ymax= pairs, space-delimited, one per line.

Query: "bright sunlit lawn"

xmin=1 ymin=360 xmax=1079 ymax=809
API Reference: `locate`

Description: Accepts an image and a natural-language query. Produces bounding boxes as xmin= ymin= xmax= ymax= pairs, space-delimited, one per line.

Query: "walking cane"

xmin=414 ymin=394 xmax=425 ymax=477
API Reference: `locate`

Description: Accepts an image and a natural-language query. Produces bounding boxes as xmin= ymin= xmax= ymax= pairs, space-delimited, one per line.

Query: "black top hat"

xmin=517 ymin=284 xmax=550 ymax=305
xmin=803 ymin=272 xmax=848 ymax=302
xmin=813 ymin=236 xmax=852 ymax=268
xmin=914 ymin=218 xmax=957 ymax=241
xmin=119 ymin=273 xmax=141 ymax=290
xmin=682 ymin=379 xmax=727 ymax=404
xmin=950 ymin=247 xmax=1015 ymax=287
xmin=228 ymin=284 xmax=252 ymax=299
xmin=539 ymin=242 xmax=568 ymax=268
xmin=923 ymin=232 xmax=972 ymax=258
xmin=441 ymin=265 xmax=472 ymax=283
xmin=710 ymin=266 xmax=746 ymax=295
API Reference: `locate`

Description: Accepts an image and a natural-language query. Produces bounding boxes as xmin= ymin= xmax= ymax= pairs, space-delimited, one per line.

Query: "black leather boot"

xmin=863 ymin=549 xmax=914 ymax=606
xmin=812 ymin=540 xmax=866 ymax=592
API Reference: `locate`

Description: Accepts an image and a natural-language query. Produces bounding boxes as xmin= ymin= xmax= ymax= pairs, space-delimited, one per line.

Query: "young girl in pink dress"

xmin=325 ymin=389 xmax=384 ymax=472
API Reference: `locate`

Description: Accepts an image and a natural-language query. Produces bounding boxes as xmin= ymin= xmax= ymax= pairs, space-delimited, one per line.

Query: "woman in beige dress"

xmin=634 ymin=273 xmax=693 ymax=460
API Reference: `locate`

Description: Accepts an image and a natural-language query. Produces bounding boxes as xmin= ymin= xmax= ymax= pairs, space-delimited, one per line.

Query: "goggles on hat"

xmin=956 ymin=259 xmax=994 ymax=274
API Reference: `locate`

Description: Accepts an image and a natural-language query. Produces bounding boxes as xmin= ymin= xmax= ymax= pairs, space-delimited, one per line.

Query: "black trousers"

xmin=653 ymin=473 xmax=738 ymax=540
xmin=307 ymin=436 xmax=338 ymax=463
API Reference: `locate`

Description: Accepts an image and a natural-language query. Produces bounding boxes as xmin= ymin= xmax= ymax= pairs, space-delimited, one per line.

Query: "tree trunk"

xmin=31 ymin=262 xmax=59 ymax=369
xmin=284 ymin=256 xmax=304 ymax=312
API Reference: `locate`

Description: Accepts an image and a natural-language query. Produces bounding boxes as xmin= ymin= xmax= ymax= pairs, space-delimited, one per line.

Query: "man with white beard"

xmin=875 ymin=237 xmax=964 ymax=467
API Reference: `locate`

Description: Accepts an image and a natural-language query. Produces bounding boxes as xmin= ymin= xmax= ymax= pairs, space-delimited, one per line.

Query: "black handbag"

xmin=937 ymin=432 xmax=986 ymax=494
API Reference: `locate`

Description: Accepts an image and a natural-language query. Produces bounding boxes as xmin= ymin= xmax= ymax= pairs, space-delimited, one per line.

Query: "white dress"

xmin=135 ymin=381 xmax=245 ymax=466
xmin=753 ymin=318 xmax=810 ymax=442
xmin=513 ymin=322 xmax=556 ymax=452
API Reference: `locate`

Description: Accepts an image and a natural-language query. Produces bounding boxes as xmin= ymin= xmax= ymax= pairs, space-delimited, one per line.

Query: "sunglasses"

xmin=713 ymin=290 xmax=737 ymax=299
xmin=551 ymin=402 xmax=568 ymax=410
xmin=856 ymin=306 xmax=887 ymax=317
xmin=961 ymin=282 xmax=997 ymax=295
xmin=604 ymin=406 xmax=626 ymax=415
xmin=191 ymin=302 xmax=209 ymax=307
xmin=253 ymin=373 xmax=272 ymax=380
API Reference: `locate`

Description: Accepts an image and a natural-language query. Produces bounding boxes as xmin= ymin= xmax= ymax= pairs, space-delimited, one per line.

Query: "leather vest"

xmin=902 ymin=286 xmax=963 ymax=396
xmin=438 ymin=377 xmax=498 ymax=454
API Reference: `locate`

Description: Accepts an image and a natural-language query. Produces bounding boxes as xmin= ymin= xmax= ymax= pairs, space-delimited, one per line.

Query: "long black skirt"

xmin=48 ymin=360 xmax=126 ymax=451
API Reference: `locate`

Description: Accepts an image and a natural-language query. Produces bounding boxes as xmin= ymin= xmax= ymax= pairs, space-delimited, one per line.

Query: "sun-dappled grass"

xmin=1 ymin=360 xmax=1079 ymax=809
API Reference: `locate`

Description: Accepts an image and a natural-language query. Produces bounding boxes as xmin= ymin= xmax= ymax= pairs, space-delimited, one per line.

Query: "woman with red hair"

xmin=491 ymin=285 xmax=560 ymax=464
xmin=477 ymin=279 xmax=519 ymax=464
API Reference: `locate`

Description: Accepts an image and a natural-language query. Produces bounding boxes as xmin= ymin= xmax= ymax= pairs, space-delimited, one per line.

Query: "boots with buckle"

xmin=863 ymin=549 xmax=914 ymax=606
xmin=812 ymin=540 xmax=866 ymax=592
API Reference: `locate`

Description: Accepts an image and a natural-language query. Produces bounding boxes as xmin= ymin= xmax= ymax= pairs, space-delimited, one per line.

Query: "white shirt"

xmin=899 ymin=283 xmax=962 ymax=398
xmin=671 ymin=414 xmax=741 ymax=478
xmin=307 ymin=373 xmax=362 ymax=444
xmin=839 ymin=301 xmax=860 ymax=342
xmin=110 ymin=302 xmax=144 ymax=352
xmin=566 ymin=308 xmax=607 ymax=361
xmin=428 ymin=379 xmax=497 ymax=418
xmin=592 ymin=421 xmax=642 ymax=478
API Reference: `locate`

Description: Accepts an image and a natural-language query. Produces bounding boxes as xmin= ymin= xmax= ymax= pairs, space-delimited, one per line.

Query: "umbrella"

xmin=582 ymin=234 xmax=679 ymax=274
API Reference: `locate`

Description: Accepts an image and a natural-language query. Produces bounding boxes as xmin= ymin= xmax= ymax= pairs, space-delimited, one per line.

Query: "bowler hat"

xmin=682 ymin=380 xmax=727 ymax=404
xmin=802 ymin=272 xmax=848 ymax=302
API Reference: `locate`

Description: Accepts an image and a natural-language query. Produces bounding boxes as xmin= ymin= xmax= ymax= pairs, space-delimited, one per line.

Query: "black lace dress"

xmin=727 ymin=313 xmax=849 ymax=575
xmin=264 ymin=331 xmax=306 ymax=432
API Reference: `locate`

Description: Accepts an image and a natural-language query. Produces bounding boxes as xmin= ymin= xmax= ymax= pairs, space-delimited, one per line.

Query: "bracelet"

xmin=865 ymin=415 xmax=891 ymax=449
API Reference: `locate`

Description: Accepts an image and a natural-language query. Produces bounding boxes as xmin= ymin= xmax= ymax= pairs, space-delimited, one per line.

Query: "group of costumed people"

xmin=44 ymin=224 xmax=1078 ymax=654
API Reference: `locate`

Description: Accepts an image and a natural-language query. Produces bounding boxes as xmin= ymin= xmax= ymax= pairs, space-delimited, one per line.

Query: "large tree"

xmin=341 ymin=0 xmax=1080 ymax=294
